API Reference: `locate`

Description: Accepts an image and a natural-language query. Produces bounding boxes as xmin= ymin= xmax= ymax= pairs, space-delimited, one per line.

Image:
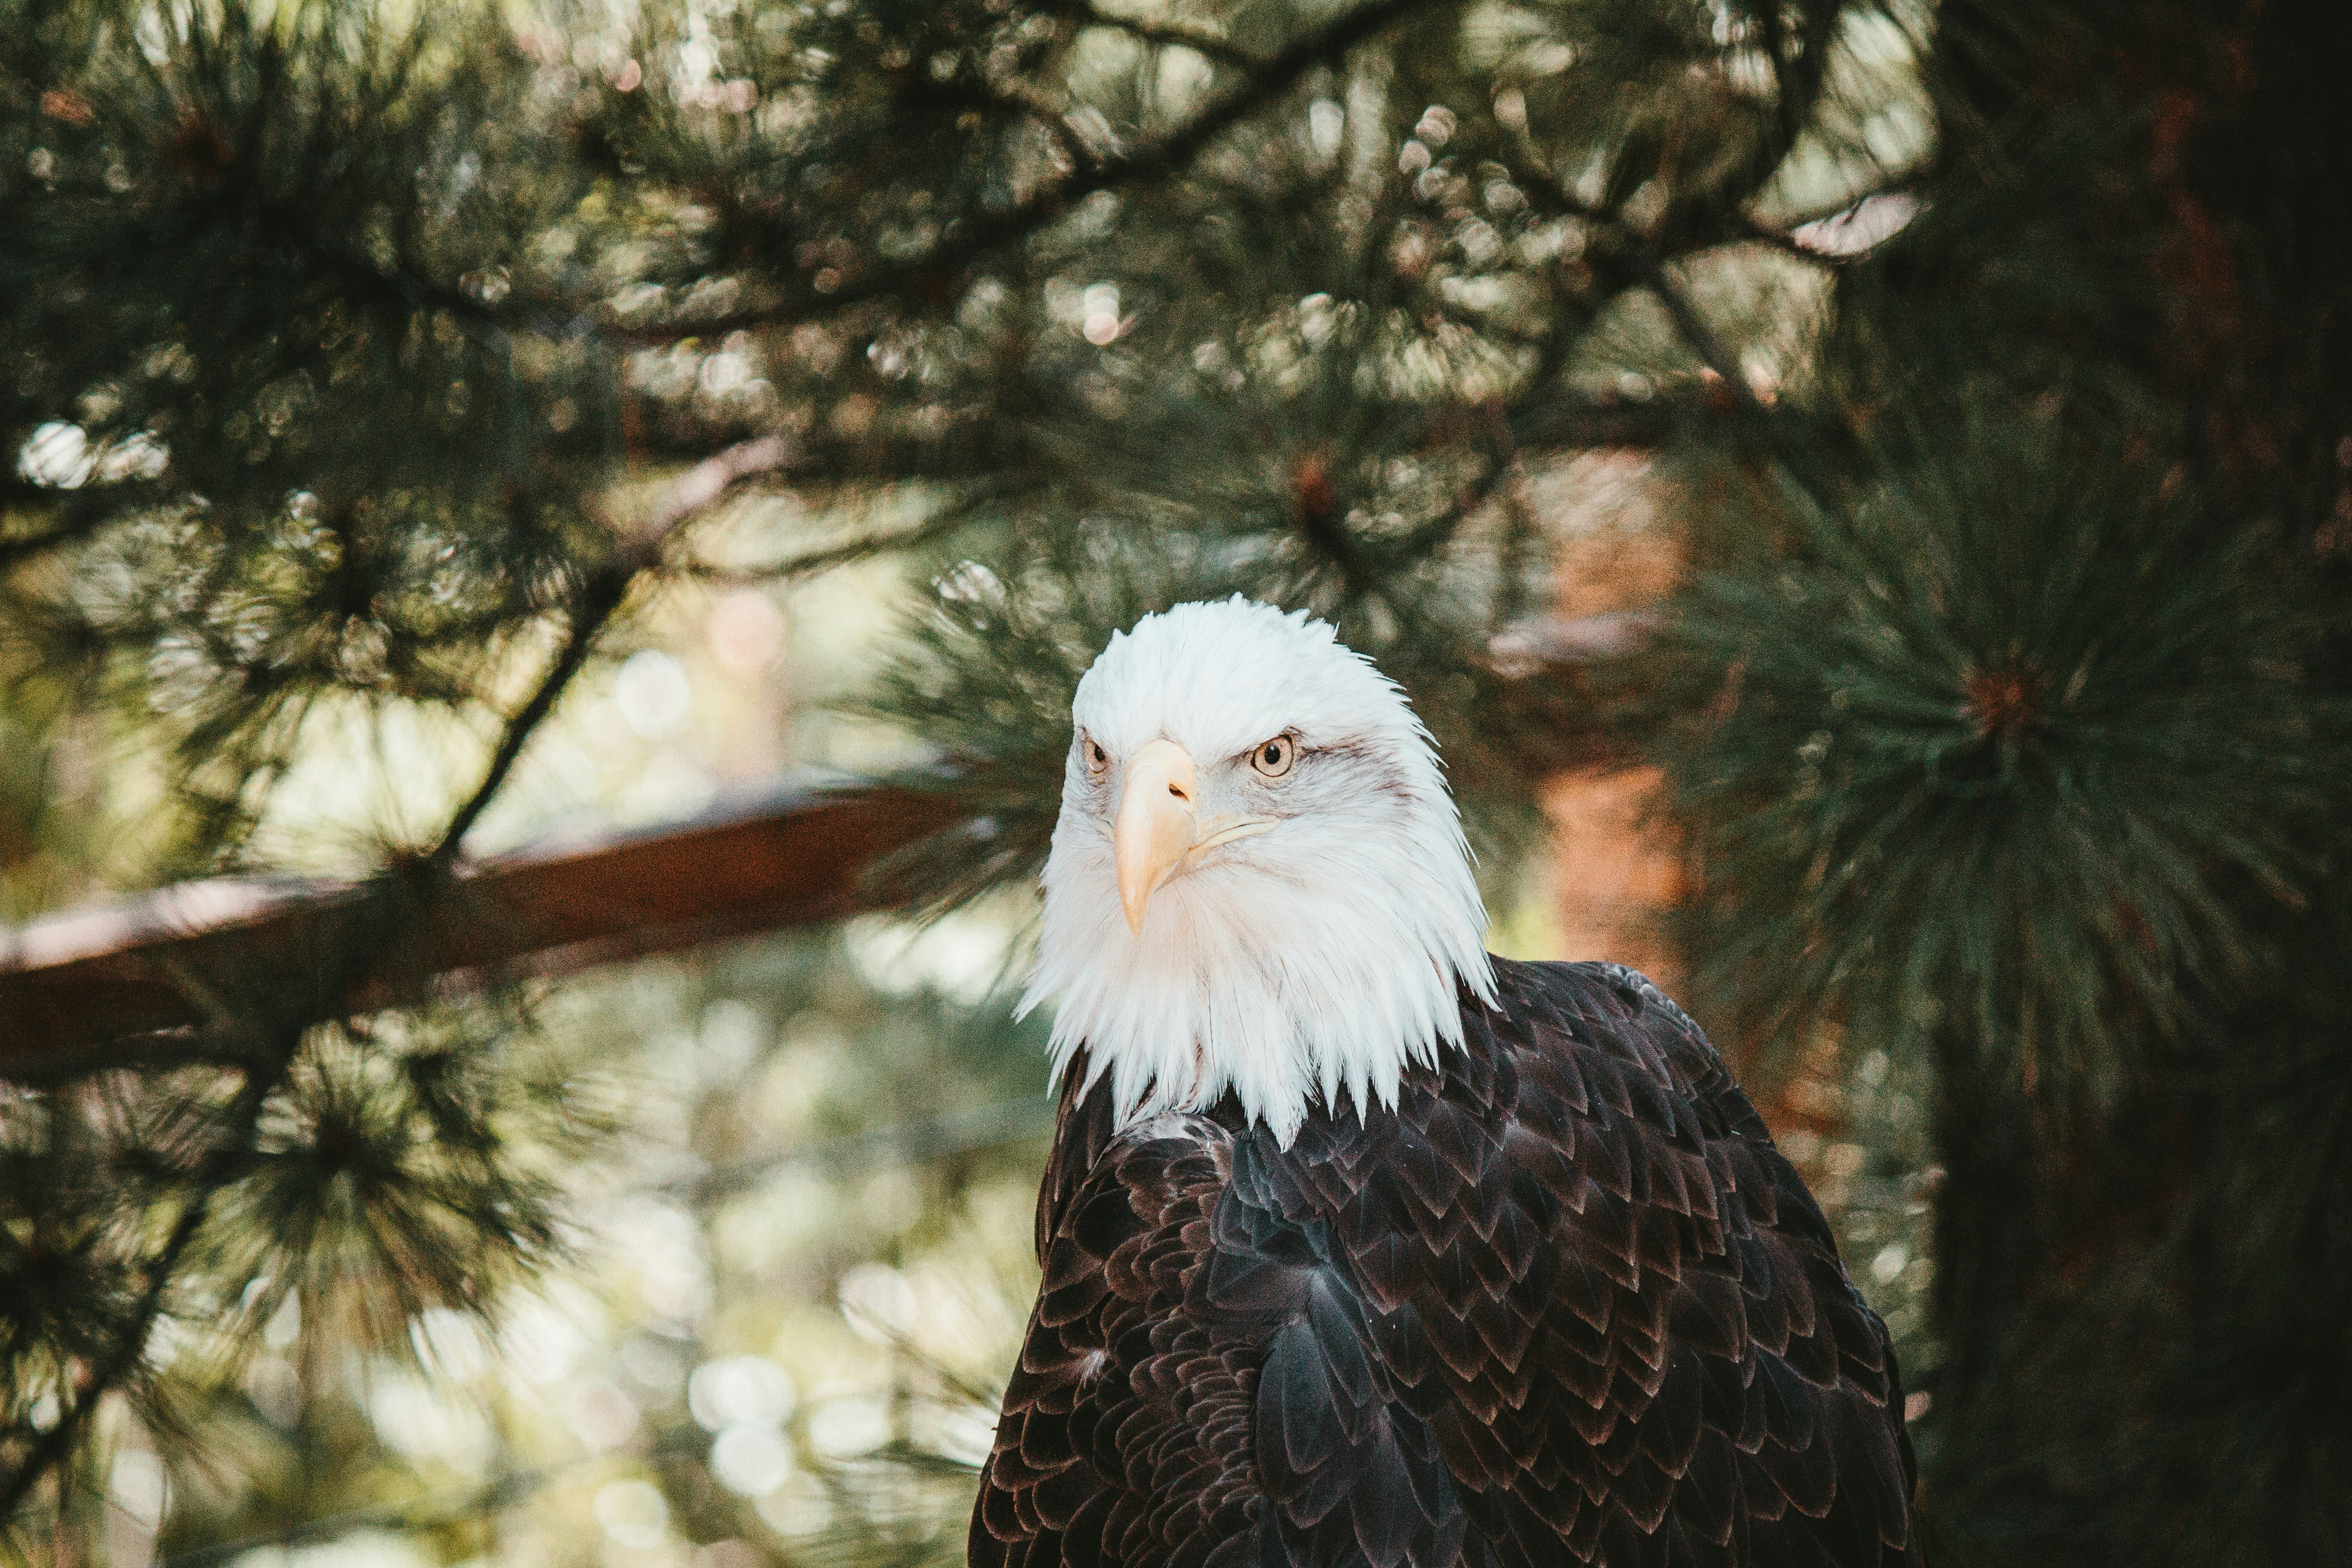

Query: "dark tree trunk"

xmin=1888 ymin=3 xmax=2352 ymax=1562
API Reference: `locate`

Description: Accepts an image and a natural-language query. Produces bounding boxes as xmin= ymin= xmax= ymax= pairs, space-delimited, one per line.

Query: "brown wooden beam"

xmin=0 ymin=779 xmax=963 ymax=1078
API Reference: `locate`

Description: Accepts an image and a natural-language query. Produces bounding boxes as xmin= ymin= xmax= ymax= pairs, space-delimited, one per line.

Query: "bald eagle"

xmin=971 ymin=598 xmax=1922 ymax=1568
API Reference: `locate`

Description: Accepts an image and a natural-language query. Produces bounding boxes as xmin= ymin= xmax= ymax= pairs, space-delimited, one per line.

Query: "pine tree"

xmin=3 ymin=0 xmax=2346 ymax=1564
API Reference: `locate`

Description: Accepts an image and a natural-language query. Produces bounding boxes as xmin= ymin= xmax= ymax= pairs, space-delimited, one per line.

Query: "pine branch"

xmin=1618 ymin=253 xmax=1846 ymax=514
xmin=0 ymin=1068 xmax=277 ymax=1525
xmin=1754 ymin=0 xmax=1848 ymax=170
xmin=1067 ymin=3 xmax=1265 ymax=69
xmin=607 ymin=0 xmax=1435 ymax=343
xmin=1488 ymin=147 xmax=1832 ymax=505
xmin=421 ymin=598 xmax=620 ymax=870
xmin=0 ymin=514 xmax=108 ymax=570
xmin=1755 ymin=2 xmax=1805 ymax=158
xmin=1398 ymin=295 xmax=1590 ymax=555
xmin=623 ymin=435 xmax=797 ymax=554
xmin=1631 ymin=260 xmax=1767 ymax=416
xmin=0 ymin=1033 xmax=249 ymax=1088
xmin=0 ymin=481 xmax=173 ymax=567
xmin=431 ymin=436 xmax=792 ymax=861
xmin=0 ymin=437 xmax=795 ymax=1520
xmin=0 ymin=517 xmax=106 ymax=570
xmin=665 ymin=481 xmax=1007 ymax=585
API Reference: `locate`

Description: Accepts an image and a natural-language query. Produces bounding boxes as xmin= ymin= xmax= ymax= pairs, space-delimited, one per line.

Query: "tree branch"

xmin=1633 ymin=259 xmax=1769 ymax=417
xmin=664 ymin=480 xmax=1004 ymax=585
xmin=1071 ymin=3 xmax=1265 ymax=69
xmin=628 ymin=435 xmax=795 ymax=545
xmin=1735 ymin=212 xmax=1851 ymax=264
xmin=1397 ymin=306 xmax=1585 ymax=557
xmin=610 ymin=0 xmax=1431 ymax=343
xmin=431 ymin=436 xmax=793 ymax=862
xmin=1751 ymin=0 xmax=1848 ymax=184
xmin=0 ymin=481 xmax=173 ymax=568
xmin=0 ymin=1031 xmax=250 ymax=1088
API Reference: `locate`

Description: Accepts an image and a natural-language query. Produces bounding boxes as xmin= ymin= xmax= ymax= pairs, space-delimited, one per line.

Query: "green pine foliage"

xmin=1638 ymin=408 xmax=2344 ymax=1098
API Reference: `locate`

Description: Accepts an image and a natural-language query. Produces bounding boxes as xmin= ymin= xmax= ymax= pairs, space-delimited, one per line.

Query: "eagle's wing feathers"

xmin=1247 ymin=958 xmax=1918 ymax=1567
xmin=1451 ymin=959 xmax=1922 ymax=1568
xmin=974 ymin=960 xmax=1921 ymax=1568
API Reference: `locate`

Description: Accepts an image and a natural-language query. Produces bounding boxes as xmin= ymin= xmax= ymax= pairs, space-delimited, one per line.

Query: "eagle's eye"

xmin=1083 ymin=736 xmax=1110 ymax=775
xmin=1249 ymin=733 xmax=1298 ymax=779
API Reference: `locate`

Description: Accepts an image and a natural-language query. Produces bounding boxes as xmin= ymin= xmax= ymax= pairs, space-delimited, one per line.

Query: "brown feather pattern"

xmin=971 ymin=958 xmax=1923 ymax=1568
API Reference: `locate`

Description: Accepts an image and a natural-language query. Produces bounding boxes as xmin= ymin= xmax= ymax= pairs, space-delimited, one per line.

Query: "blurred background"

xmin=1 ymin=1 xmax=2347 ymax=1565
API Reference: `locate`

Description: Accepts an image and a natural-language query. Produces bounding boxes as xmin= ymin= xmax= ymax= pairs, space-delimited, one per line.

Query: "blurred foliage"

xmin=2 ymin=0 xmax=2346 ymax=1565
xmin=131 ymin=926 xmax=1055 ymax=1568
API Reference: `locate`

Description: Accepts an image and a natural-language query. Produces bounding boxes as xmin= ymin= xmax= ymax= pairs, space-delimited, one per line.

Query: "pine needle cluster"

xmin=1641 ymin=408 xmax=2345 ymax=1098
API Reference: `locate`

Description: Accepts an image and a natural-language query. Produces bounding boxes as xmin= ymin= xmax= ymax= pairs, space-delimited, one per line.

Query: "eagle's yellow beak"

xmin=1114 ymin=739 xmax=1197 ymax=933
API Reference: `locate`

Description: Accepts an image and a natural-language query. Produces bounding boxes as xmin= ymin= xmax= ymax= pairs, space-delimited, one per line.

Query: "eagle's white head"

xmin=1019 ymin=596 xmax=1495 ymax=1145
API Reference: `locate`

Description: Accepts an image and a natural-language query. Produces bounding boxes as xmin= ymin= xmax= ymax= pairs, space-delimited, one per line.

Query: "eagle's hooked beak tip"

xmin=1114 ymin=738 xmax=1198 ymax=934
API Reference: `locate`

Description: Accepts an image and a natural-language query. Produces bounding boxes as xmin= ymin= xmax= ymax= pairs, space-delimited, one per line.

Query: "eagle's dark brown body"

xmin=970 ymin=957 xmax=1922 ymax=1568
